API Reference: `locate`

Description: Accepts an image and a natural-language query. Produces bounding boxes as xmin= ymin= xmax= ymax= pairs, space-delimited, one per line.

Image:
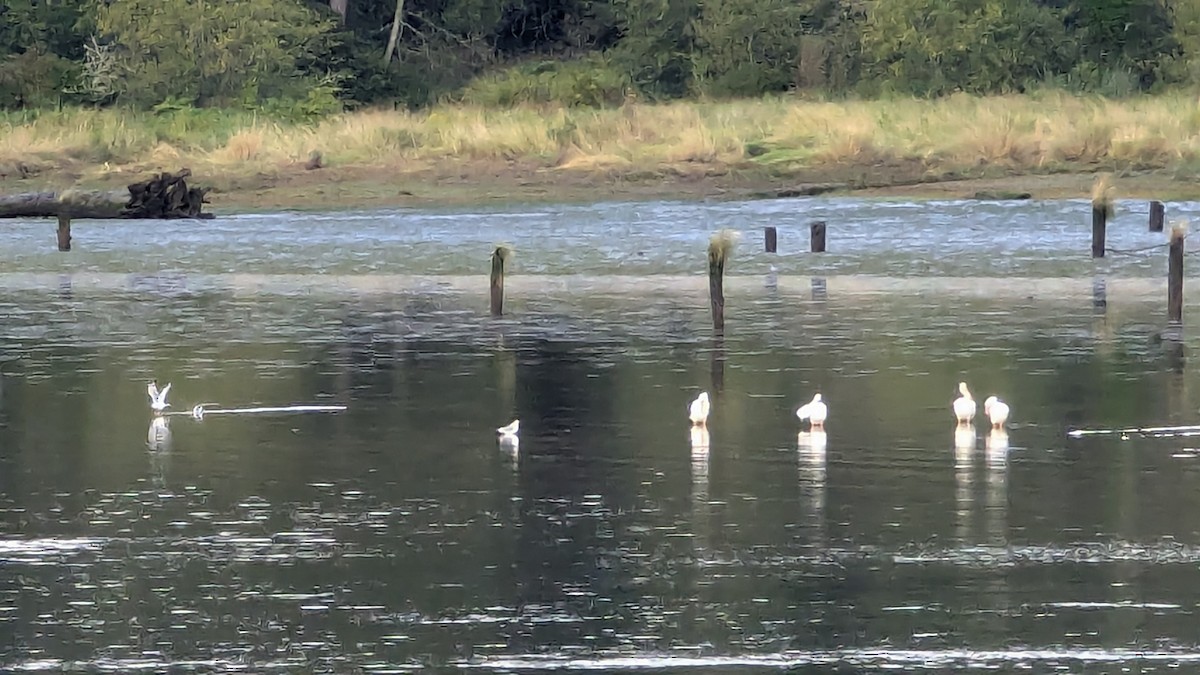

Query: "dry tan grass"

xmin=3 ymin=92 xmax=1200 ymax=181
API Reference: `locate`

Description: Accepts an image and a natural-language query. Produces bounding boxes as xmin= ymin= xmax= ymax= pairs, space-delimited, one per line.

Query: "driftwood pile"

xmin=0 ymin=168 xmax=212 ymax=220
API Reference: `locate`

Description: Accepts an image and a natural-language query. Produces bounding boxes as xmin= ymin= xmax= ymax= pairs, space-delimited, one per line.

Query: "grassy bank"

xmin=3 ymin=92 xmax=1200 ymax=208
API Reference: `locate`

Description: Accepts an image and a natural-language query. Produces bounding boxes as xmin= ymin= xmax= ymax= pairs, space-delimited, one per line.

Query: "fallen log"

xmin=0 ymin=169 xmax=212 ymax=251
xmin=0 ymin=169 xmax=212 ymax=220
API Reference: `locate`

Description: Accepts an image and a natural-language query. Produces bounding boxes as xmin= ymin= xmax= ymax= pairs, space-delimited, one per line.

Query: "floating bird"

xmin=952 ymin=382 xmax=976 ymax=424
xmin=984 ymin=396 xmax=1010 ymax=429
xmin=497 ymin=419 xmax=520 ymax=437
xmin=796 ymin=393 xmax=827 ymax=429
xmin=147 ymin=381 xmax=172 ymax=414
xmin=688 ymin=392 xmax=710 ymax=426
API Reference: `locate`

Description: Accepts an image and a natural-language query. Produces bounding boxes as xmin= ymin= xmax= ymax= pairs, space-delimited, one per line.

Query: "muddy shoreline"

xmin=2 ymin=160 xmax=1197 ymax=212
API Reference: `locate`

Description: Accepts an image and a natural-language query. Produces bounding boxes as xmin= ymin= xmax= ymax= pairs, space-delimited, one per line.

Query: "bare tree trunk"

xmin=383 ymin=0 xmax=405 ymax=63
xmin=330 ymin=0 xmax=348 ymax=23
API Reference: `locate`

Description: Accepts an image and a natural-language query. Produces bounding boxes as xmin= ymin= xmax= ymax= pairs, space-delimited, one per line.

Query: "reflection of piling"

xmin=490 ymin=245 xmax=509 ymax=316
xmin=1150 ymin=200 xmax=1165 ymax=233
xmin=764 ymin=226 xmax=777 ymax=253
xmin=708 ymin=230 xmax=737 ymax=332
xmin=811 ymin=276 xmax=827 ymax=302
xmin=1091 ymin=175 xmax=1113 ymax=259
xmin=1169 ymin=226 xmax=1184 ymax=324
xmin=1092 ymin=277 xmax=1107 ymax=315
xmin=56 ymin=215 xmax=71 ymax=252
xmin=810 ymin=221 xmax=827 ymax=253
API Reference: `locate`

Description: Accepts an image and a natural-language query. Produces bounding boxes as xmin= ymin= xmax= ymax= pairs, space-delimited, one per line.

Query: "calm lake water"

xmin=4 ymin=196 xmax=1200 ymax=672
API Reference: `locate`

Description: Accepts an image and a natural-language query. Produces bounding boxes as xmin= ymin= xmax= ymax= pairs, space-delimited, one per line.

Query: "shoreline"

xmin=3 ymin=159 xmax=1199 ymax=213
xmin=196 ymin=164 xmax=1200 ymax=212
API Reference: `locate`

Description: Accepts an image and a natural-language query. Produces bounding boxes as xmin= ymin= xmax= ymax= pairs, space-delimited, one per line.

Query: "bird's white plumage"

xmin=984 ymin=396 xmax=1010 ymax=428
xmin=796 ymin=393 xmax=827 ymax=426
xmin=497 ymin=419 xmax=520 ymax=436
xmin=952 ymin=382 xmax=976 ymax=423
xmin=148 ymin=381 xmax=172 ymax=413
xmin=689 ymin=392 xmax=710 ymax=426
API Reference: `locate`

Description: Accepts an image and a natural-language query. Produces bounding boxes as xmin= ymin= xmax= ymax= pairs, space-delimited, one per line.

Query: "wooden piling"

xmin=56 ymin=215 xmax=71 ymax=252
xmin=1169 ymin=227 xmax=1184 ymax=324
xmin=708 ymin=230 xmax=737 ymax=332
xmin=710 ymin=335 xmax=726 ymax=395
xmin=764 ymin=226 xmax=777 ymax=253
xmin=1150 ymin=200 xmax=1165 ymax=233
xmin=810 ymin=221 xmax=826 ymax=253
xmin=1091 ymin=206 xmax=1107 ymax=258
xmin=490 ymin=246 xmax=509 ymax=316
xmin=1091 ymin=174 xmax=1113 ymax=259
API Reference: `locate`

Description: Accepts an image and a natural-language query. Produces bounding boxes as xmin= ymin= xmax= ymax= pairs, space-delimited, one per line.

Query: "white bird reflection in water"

xmin=797 ymin=430 xmax=827 ymax=545
xmin=498 ymin=430 xmax=519 ymax=467
xmin=690 ymin=427 xmax=710 ymax=504
xmin=954 ymin=422 xmax=976 ymax=543
xmin=986 ymin=429 xmax=1010 ymax=460
xmin=147 ymin=415 xmax=172 ymax=452
xmin=985 ymin=429 xmax=1009 ymax=545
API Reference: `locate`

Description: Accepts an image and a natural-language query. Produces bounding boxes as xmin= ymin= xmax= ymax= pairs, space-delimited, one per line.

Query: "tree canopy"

xmin=0 ymin=0 xmax=1196 ymax=113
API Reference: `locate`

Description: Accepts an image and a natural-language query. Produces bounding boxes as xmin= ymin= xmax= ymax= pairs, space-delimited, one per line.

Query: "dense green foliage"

xmin=1 ymin=0 xmax=1198 ymax=112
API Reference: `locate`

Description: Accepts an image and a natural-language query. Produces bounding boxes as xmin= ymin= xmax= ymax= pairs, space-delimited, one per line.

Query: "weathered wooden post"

xmin=56 ymin=215 xmax=71 ymax=252
xmin=710 ymin=335 xmax=726 ymax=395
xmin=1150 ymin=200 xmax=1165 ymax=233
xmin=1091 ymin=206 xmax=1107 ymax=258
xmin=1169 ymin=224 xmax=1184 ymax=324
xmin=764 ymin=226 xmax=777 ymax=253
xmin=708 ymin=230 xmax=737 ymax=332
xmin=490 ymin=245 xmax=510 ymax=316
xmin=1091 ymin=174 xmax=1113 ymax=259
xmin=810 ymin=221 xmax=827 ymax=253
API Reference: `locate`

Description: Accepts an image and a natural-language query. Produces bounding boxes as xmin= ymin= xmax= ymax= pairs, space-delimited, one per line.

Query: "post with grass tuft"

xmin=1169 ymin=223 xmax=1185 ymax=325
xmin=56 ymin=215 xmax=71 ymax=252
xmin=490 ymin=245 xmax=510 ymax=317
xmin=1150 ymin=200 xmax=1165 ymax=233
xmin=811 ymin=221 xmax=826 ymax=253
xmin=764 ymin=226 xmax=777 ymax=253
xmin=708 ymin=229 xmax=738 ymax=332
xmin=1091 ymin=174 xmax=1114 ymax=259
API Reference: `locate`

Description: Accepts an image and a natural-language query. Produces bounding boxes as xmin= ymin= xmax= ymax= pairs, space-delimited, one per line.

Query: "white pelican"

xmin=952 ymin=382 xmax=976 ymax=424
xmin=497 ymin=419 xmax=520 ymax=437
xmin=688 ymin=392 xmax=710 ymax=426
xmin=796 ymin=393 xmax=827 ymax=428
xmin=148 ymin=381 xmax=172 ymax=414
xmin=984 ymin=396 xmax=1010 ymax=429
